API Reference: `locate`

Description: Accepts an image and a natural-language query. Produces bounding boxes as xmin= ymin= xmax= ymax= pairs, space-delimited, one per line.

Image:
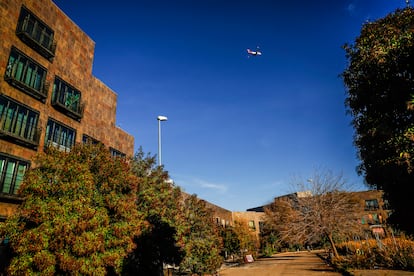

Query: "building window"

xmin=16 ymin=6 xmax=56 ymax=61
xmin=365 ymin=199 xmax=379 ymax=211
xmin=82 ymin=134 xmax=100 ymax=145
xmin=0 ymin=94 xmax=40 ymax=148
xmin=109 ymin=147 xmax=126 ymax=158
xmin=0 ymin=153 xmax=29 ymax=195
xmin=248 ymin=220 xmax=256 ymax=230
xmin=45 ymin=119 xmax=75 ymax=152
xmin=5 ymin=47 xmax=49 ymax=102
xmin=51 ymin=77 xmax=83 ymax=121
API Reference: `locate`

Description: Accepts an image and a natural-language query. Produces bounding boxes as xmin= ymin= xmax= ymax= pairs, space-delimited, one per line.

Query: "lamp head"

xmin=157 ymin=115 xmax=168 ymax=121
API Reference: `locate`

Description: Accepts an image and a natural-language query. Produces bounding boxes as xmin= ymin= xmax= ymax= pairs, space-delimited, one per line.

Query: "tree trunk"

xmin=327 ymin=233 xmax=339 ymax=258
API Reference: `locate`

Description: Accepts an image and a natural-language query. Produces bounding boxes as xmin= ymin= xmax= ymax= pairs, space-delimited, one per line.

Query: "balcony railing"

xmin=45 ymin=141 xmax=72 ymax=152
xmin=16 ymin=15 xmax=56 ymax=61
xmin=0 ymin=126 xmax=41 ymax=149
xmin=51 ymin=92 xmax=84 ymax=121
xmin=4 ymin=74 xmax=49 ymax=103
xmin=45 ymin=119 xmax=76 ymax=152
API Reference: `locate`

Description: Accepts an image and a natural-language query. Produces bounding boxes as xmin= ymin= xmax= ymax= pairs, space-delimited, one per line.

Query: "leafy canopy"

xmin=123 ymin=148 xmax=184 ymax=275
xmin=0 ymin=144 xmax=140 ymax=275
xmin=179 ymin=195 xmax=223 ymax=275
xmin=342 ymin=7 xmax=414 ymax=233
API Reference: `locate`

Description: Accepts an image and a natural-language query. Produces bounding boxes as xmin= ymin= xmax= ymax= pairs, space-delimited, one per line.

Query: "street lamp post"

xmin=157 ymin=115 xmax=168 ymax=166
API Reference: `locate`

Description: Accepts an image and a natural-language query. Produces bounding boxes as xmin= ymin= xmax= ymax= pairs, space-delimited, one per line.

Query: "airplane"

xmin=247 ymin=48 xmax=262 ymax=56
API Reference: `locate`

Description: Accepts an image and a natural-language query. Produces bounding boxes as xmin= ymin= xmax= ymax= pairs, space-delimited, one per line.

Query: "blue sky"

xmin=52 ymin=0 xmax=405 ymax=211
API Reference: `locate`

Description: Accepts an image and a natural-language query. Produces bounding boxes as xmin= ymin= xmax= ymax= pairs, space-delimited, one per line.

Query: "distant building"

xmin=205 ymin=201 xmax=233 ymax=228
xmin=232 ymin=211 xmax=265 ymax=238
xmin=246 ymin=190 xmax=390 ymax=237
xmin=350 ymin=190 xmax=390 ymax=236
xmin=180 ymin=191 xmax=234 ymax=228
xmin=0 ymin=0 xmax=134 ymax=220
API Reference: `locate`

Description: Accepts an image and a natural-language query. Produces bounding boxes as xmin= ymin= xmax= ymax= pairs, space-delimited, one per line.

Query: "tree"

xmin=259 ymin=224 xmax=282 ymax=256
xmin=131 ymin=148 xmax=183 ymax=226
xmin=264 ymin=170 xmax=361 ymax=258
xmin=219 ymin=226 xmax=240 ymax=260
xmin=179 ymin=194 xmax=223 ymax=275
xmin=122 ymin=214 xmax=184 ymax=276
xmin=0 ymin=144 xmax=140 ymax=275
xmin=342 ymin=7 xmax=414 ymax=234
xmin=232 ymin=219 xmax=259 ymax=258
xmin=263 ymin=195 xmax=302 ymax=249
xmin=122 ymin=148 xmax=184 ymax=275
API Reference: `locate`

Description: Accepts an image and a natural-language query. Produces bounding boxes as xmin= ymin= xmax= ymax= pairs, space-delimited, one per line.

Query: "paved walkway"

xmin=219 ymin=251 xmax=340 ymax=276
xmin=218 ymin=251 xmax=414 ymax=276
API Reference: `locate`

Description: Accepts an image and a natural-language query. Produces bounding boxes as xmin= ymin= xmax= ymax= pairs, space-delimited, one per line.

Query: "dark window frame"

xmin=16 ymin=6 xmax=56 ymax=61
xmin=5 ymin=47 xmax=49 ymax=102
xmin=365 ymin=199 xmax=379 ymax=211
xmin=45 ymin=118 xmax=76 ymax=152
xmin=109 ymin=147 xmax=126 ymax=158
xmin=0 ymin=152 xmax=30 ymax=196
xmin=0 ymin=94 xmax=41 ymax=149
xmin=82 ymin=134 xmax=100 ymax=145
xmin=51 ymin=76 xmax=84 ymax=121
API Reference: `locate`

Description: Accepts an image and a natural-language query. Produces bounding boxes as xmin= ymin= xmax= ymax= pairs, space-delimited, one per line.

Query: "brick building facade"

xmin=247 ymin=190 xmax=390 ymax=237
xmin=0 ymin=0 xmax=134 ymax=219
xmin=351 ymin=190 xmax=390 ymax=236
xmin=232 ymin=211 xmax=265 ymax=237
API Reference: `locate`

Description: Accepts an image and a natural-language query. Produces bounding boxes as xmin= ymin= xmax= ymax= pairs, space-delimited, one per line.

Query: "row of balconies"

xmin=3 ymin=5 xmax=83 ymax=129
xmin=4 ymin=72 xmax=84 ymax=121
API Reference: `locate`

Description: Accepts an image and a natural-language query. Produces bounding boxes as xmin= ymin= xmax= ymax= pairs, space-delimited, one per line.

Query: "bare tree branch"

xmin=264 ymin=169 xmax=363 ymax=257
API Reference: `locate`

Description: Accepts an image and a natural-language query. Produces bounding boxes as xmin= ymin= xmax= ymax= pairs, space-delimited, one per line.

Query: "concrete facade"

xmin=0 ymin=0 xmax=134 ymax=219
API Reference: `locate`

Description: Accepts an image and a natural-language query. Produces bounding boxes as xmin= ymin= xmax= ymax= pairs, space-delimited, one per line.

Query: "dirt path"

xmin=218 ymin=251 xmax=414 ymax=276
xmin=218 ymin=251 xmax=340 ymax=276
